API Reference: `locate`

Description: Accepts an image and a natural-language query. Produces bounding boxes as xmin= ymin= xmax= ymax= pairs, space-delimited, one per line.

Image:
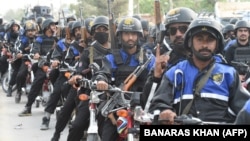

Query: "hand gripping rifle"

xmin=101 ymin=56 xmax=152 ymax=119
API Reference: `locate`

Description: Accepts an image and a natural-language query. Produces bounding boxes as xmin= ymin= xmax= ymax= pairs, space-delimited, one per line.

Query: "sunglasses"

xmin=168 ymin=26 xmax=188 ymax=35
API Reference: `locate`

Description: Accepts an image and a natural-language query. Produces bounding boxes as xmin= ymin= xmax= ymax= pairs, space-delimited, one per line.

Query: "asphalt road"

xmin=0 ymin=87 xmax=69 ymax=141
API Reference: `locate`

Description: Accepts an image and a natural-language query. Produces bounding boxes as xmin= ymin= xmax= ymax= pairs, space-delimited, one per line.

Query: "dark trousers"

xmin=53 ymin=87 xmax=78 ymax=136
xmin=25 ymin=63 xmax=47 ymax=108
xmin=9 ymin=59 xmax=22 ymax=86
xmin=45 ymin=72 xmax=69 ymax=114
xmin=97 ymin=113 xmax=118 ymax=141
xmin=16 ymin=61 xmax=29 ymax=92
xmin=0 ymin=55 xmax=8 ymax=75
xmin=67 ymin=100 xmax=90 ymax=141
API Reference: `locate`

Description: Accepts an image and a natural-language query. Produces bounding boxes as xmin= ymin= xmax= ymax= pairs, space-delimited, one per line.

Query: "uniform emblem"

xmin=25 ymin=21 xmax=33 ymax=29
xmin=89 ymin=21 xmax=94 ymax=27
xmin=168 ymin=8 xmax=180 ymax=16
xmin=124 ymin=18 xmax=133 ymax=25
xmin=201 ymin=27 xmax=207 ymax=31
xmin=212 ymin=73 xmax=224 ymax=85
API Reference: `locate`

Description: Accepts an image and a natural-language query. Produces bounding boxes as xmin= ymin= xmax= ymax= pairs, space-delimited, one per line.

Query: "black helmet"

xmin=222 ymin=24 xmax=235 ymax=34
xmin=229 ymin=18 xmax=239 ymax=25
xmin=90 ymin=16 xmax=109 ymax=35
xmin=149 ymin=25 xmax=156 ymax=38
xmin=132 ymin=15 xmax=141 ymax=21
xmin=141 ymin=19 xmax=149 ymax=31
xmin=234 ymin=20 xmax=250 ymax=30
xmin=164 ymin=7 xmax=197 ymax=29
xmin=116 ymin=17 xmax=143 ymax=37
xmin=9 ymin=19 xmax=20 ymax=30
xmin=41 ymin=18 xmax=58 ymax=31
xmin=84 ymin=17 xmax=94 ymax=34
xmin=36 ymin=17 xmax=45 ymax=24
xmin=71 ymin=21 xmax=81 ymax=34
xmin=68 ymin=21 xmax=75 ymax=30
xmin=23 ymin=20 xmax=37 ymax=31
xmin=66 ymin=15 xmax=77 ymax=23
xmin=184 ymin=18 xmax=224 ymax=54
xmin=61 ymin=21 xmax=75 ymax=38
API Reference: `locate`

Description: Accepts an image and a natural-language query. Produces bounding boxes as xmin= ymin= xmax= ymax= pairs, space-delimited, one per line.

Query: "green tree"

xmin=69 ymin=0 xmax=128 ymax=19
xmin=4 ymin=8 xmax=25 ymax=22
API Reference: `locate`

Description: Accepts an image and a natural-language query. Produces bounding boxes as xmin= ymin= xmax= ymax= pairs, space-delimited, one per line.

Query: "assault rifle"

xmin=123 ymin=56 xmax=152 ymax=91
xmin=61 ymin=10 xmax=71 ymax=40
xmin=81 ymin=27 xmax=87 ymax=45
xmin=154 ymin=0 xmax=165 ymax=44
xmin=79 ymin=7 xmax=84 ymax=26
xmin=101 ymin=56 xmax=152 ymax=117
xmin=107 ymin=0 xmax=117 ymax=49
xmin=79 ymin=7 xmax=87 ymax=44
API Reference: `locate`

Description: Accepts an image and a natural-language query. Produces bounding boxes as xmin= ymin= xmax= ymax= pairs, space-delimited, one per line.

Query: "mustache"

xmin=198 ymin=48 xmax=212 ymax=53
xmin=173 ymin=37 xmax=184 ymax=44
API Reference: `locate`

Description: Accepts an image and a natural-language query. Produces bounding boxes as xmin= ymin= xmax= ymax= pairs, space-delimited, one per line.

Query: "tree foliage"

xmin=1 ymin=0 xmax=243 ymax=23
xmin=4 ymin=8 xmax=25 ymax=22
xmin=69 ymin=0 xmax=218 ymax=19
xmin=71 ymin=0 xmax=128 ymax=19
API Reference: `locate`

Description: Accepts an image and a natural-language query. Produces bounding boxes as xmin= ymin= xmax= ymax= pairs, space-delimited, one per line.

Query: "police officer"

xmin=40 ymin=21 xmax=76 ymax=130
xmin=223 ymin=24 xmax=235 ymax=42
xmin=18 ymin=18 xmax=58 ymax=116
xmin=50 ymin=20 xmax=88 ymax=140
xmin=14 ymin=20 xmax=37 ymax=103
xmin=4 ymin=20 xmax=22 ymax=97
xmin=222 ymin=23 xmax=235 ymax=53
xmin=224 ymin=20 xmax=250 ymax=65
xmin=140 ymin=19 xmax=150 ymax=45
xmin=141 ymin=7 xmax=197 ymax=109
xmin=149 ymin=17 xmax=250 ymax=124
xmin=66 ymin=15 xmax=113 ymax=141
xmin=94 ymin=16 xmax=155 ymax=141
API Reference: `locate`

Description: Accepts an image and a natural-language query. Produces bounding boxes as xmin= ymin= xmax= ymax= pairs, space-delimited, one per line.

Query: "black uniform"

xmin=67 ymin=40 xmax=112 ymax=141
xmin=50 ymin=40 xmax=86 ymax=140
xmin=94 ymin=48 xmax=153 ymax=141
xmin=19 ymin=35 xmax=56 ymax=115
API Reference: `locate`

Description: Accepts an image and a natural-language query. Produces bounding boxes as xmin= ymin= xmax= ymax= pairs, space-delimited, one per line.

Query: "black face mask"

xmin=10 ymin=32 xmax=19 ymax=39
xmin=94 ymin=32 xmax=109 ymax=44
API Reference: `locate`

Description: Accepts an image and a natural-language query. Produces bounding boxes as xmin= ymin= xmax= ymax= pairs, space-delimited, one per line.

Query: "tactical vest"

xmin=88 ymin=41 xmax=111 ymax=66
xmin=232 ymin=41 xmax=250 ymax=65
xmin=112 ymin=48 xmax=149 ymax=92
xmin=40 ymin=36 xmax=55 ymax=56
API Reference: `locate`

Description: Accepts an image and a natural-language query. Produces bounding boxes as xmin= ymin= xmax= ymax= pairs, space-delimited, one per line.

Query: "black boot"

xmin=40 ymin=116 xmax=50 ymax=130
xmin=18 ymin=106 xmax=32 ymax=117
xmin=15 ymin=91 xmax=21 ymax=103
xmin=7 ymin=85 xmax=13 ymax=97
xmin=51 ymin=132 xmax=60 ymax=141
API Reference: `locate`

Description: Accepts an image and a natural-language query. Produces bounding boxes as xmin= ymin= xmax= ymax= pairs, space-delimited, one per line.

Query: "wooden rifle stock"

xmin=107 ymin=0 xmax=116 ymax=49
xmin=81 ymin=27 xmax=87 ymax=44
xmin=122 ymin=56 xmax=152 ymax=91
xmin=123 ymin=73 xmax=137 ymax=91
xmin=154 ymin=0 xmax=161 ymax=26
xmin=65 ymin=26 xmax=71 ymax=40
xmin=154 ymin=0 xmax=165 ymax=44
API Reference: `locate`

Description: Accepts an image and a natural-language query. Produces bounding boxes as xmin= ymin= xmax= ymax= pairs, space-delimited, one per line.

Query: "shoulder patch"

xmin=212 ymin=73 xmax=224 ymax=85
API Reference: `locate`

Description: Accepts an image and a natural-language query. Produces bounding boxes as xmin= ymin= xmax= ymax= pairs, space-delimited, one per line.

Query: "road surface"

xmin=0 ymin=87 xmax=69 ymax=141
